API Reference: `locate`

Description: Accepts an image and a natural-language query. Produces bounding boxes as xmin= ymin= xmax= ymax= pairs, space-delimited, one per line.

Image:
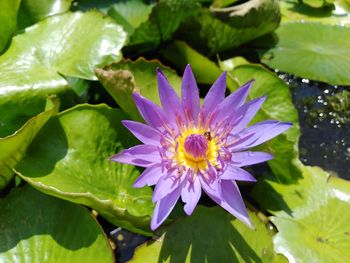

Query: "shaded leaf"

xmin=17 ymin=0 xmax=73 ymax=29
xmin=0 ymin=0 xmax=20 ymax=53
xmin=0 ymin=97 xmax=59 ymax=191
xmin=0 ymin=186 xmax=114 ymax=263
xmin=179 ymin=0 xmax=280 ymax=54
xmin=261 ymin=22 xmax=350 ymax=85
xmin=15 ymin=104 xmax=154 ymax=235
xmin=131 ymin=206 xmax=286 ymax=263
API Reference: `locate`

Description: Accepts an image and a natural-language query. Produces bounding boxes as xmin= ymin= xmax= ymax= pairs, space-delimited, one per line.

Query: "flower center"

xmin=173 ymin=129 xmax=220 ymax=172
xmin=184 ymin=134 xmax=208 ymax=160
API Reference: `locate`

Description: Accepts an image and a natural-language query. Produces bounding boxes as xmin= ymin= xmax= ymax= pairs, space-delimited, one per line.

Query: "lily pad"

xmin=255 ymin=165 xmax=350 ymax=262
xmin=17 ymin=0 xmax=73 ymax=29
xmin=0 ymin=0 xmax=20 ymax=53
xmin=0 ymin=186 xmax=114 ymax=263
xmin=179 ymin=0 xmax=280 ymax=54
xmin=0 ymin=97 xmax=59 ymax=191
xmin=125 ymin=0 xmax=199 ymax=52
xmin=95 ymin=58 xmax=181 ymax=120
xmin=261 ymin=22 xmax=350 ymax=85
xmin=0 ymin=11 xmax=126 ymax=137
xmin=15 ymin=104 xmax=154 ymax=235
xmin=130 ymin=206 xmax=286 ymax=263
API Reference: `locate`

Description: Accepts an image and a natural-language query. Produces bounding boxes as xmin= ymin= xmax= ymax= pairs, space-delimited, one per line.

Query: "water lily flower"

xmin=111 ymin=65 xmax=292 ymax=230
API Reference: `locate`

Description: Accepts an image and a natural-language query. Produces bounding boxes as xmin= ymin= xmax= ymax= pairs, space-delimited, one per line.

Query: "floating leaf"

xmin=0 ymin=11 xmax=127 ymax=137
xmin=279 ymin=1 xmax=350 ymax=26
xmin=0 ymin=97 xmax=59 ymax=191
xmin=179 ymin=0 xmax=280 ymax=54
xmin=0 ymin=0 xmax=20 ymax=53
xmin=15 ymin=104 xmax=154 ymax=235
xmin=125 ymin=0 xmax=199 ymax=52
xmin=261 ymin=22 xmax=350 ymax=85
xmin=0 ymin=186 xmax=114 ymax=263
xmin=254 ymin=165 xmax=350 ymax=262
xmin=107 ymin=0 xmax=155 ymax=35
xmin=131 ymin=206 xmax=286 ymax=263
xmin=96 ymin=58 xmax=181 ymax=120
xmin=17 ymin=0 xmax=73 ymax=29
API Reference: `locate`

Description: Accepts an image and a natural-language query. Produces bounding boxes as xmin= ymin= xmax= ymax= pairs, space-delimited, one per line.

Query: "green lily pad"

xmin=130 ymin=206 xmax=286 ymax=263
xmin=261 ymin=22 xmax=350 ymax=85
xmin=17 ymin=0 xmax=73 ymax=29
xmin=125 ymin=0 xmax=199 ymax=52
xmin=0 ymin=11 xmax=126 ymax=137
xmin=0 ymin=97 xmax=59 ymax=191
xmin=0 ymin=186 xmax=114 ymax=263
xmin=95 ymin=58 xmax=181 ymax=121
xmin=15 ymin=104 xmax=154 ymax=235
xmin=0 ymin=0 xmax=20 ymax=53
xmin=257 ymin=165 xmax=350 ymax=262
xmin=220 ymin=59 xmax=300 ymax=182
xmin=179 ymin=0 xmax=280 ymax=54
xmin=107 ymin=0 xmax=155 ymax=35
xmin=279 ymin=1 xmax=350 ymax=26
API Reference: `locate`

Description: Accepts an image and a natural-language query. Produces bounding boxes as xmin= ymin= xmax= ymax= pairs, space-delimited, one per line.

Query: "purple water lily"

xmin=111 ymin=65 xmax=292 ymax=230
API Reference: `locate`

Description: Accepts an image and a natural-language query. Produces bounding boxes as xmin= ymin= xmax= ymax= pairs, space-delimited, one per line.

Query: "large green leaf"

xmin=125 ymin=0 xmax=199 ymax=52
xmin=220 ymin=58 xmax=301 ymax=182
xmin=0 ymin=11 xmax=126 ymax=137
xmin=95 ymin=58 xmax=182 ymax=121
xmin=17 ymin=0 xmax=73 ymax=29
xmin=107 ymin=0 xmax=155 ymax=35
xmin=279 ymin=1 xmax=350 ymax=26
xmin=0 ymin=97 xmax=59 ymax=191
xmin=179 ymin=0 xmax=280 ymax=54
xmin=131 ymin=206 xmax=286 ymax=263
xmin=15 ymin=104 xmax=154 ymax=235
xmin=255 ymin=165 xmax=350 ymax=262
xmin=0 ymin=0 xmax=21 ymax=53
xmin=261 ymin=22 xmax=350 ymax=85
xmin=0 ymin=186 xmax=114 ymax=263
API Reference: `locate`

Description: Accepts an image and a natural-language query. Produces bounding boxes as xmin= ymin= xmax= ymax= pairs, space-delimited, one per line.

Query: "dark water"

xmin=278 ymin=72 xmax=350 ymax=180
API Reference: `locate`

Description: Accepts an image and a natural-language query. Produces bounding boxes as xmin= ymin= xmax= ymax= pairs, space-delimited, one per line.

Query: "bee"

xmin=204 ymin=131 xmax=212 ymax=141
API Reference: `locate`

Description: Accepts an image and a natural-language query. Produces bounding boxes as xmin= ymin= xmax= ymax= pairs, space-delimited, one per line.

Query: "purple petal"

xmin=181 ymin=65 xmax=200 ymax=122
xmin=211 ymin=80 xmax=254 ymax=125
xmin=199 ymin=176 xmax=222 ymax=201
xmin=110 ymin=145 xmax=160 ymax=167
xmin=228 ymin=120 xmax=292 ymax=151
xmin=220 ymin=165 xmax=257 ymax=182
xmin=231 ymin=151 xmax=274 ymax=167
xmin=157 ymin=69 xmax=183 ymax=122
xmin=230 ymin=96 xmax=266 ymax=133
xmin=122 ymin=120 xmax=161 ymax=146
xmin=220 ymin=180 xmax=253 ymax=227
xmin=132 ymin=93 xmax=168 ymax=131
xmin=151 ymin=186 xmax=182 ymax=230
xmin=181 ymin=177 xmax=201 ymax=215
xmin=133 ymin=164 xmax=165 ymax=188
xmin=201 ymin=72 xmax=226 ymax=117
xmin=152 ymin=172 xmax=184 ymax=202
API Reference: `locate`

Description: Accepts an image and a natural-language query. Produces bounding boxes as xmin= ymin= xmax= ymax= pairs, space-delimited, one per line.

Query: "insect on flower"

xmin=111 ymin=65 xmax=292 ymax=230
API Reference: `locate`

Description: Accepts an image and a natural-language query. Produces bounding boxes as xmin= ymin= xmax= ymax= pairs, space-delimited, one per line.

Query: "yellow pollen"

xmin=174 ymin=127 xmax=220 ymax=172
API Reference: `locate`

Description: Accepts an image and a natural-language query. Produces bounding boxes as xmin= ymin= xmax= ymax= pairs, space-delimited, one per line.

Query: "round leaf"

xmin=0 ymin=0 xmax=20 ymax=53
xmin=261 ymin=22 xmax=350 ymax=85
xmin=0 ymin=186 xmax=114 ymax=263
xmin=15 ymin=104 xmax=154 ymax=235
xmin=131 ymin=206 xmax=286 ymax=262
